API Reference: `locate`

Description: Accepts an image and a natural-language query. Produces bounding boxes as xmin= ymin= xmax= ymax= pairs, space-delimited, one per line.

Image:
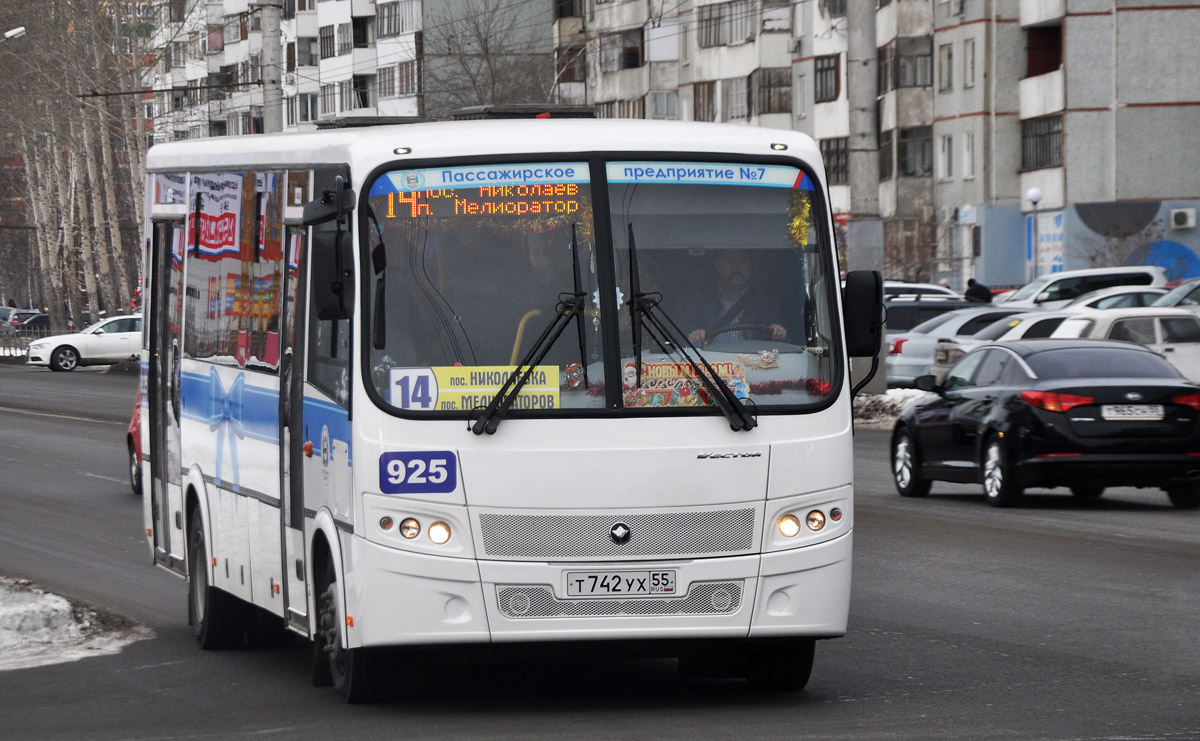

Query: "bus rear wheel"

xmin=317 ymin=576 xmax=391 ymax=702
xmin=188 ymin=514 xmax=243 ymax=649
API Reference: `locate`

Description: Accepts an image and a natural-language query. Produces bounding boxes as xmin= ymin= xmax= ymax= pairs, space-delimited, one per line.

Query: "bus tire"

xmin=188 ymin=515 xmax=244 ymax=649
xmin=127 ymin=438 xmax=142 ymax=496
xmin=318 ymin=576 xmax=391 ymax=702
xmin=744 ymin=638 xmax=815 ymax=691
xmin=1166 ymin=483 xmax=1200 ymax=509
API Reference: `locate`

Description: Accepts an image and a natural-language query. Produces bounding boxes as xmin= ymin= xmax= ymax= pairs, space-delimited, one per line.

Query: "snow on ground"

xmin=0 ymin=391 xmax=921 ymax=670
xmin=853 ymin=388 xmax=930 ymax=429
xmin=0 ymin=577 xmax=153 ymax=672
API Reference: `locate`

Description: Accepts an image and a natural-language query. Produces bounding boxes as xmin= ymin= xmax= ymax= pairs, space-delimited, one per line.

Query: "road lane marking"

xmin=0 ymin=404 xmax=125 ymax=426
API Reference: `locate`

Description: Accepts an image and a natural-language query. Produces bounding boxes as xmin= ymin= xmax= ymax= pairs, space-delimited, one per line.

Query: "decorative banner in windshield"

xmin=370 ymin=163 xmax=590 ymax=221
xmin=389 ymin=365 xmax=560 ymax=411
xmin=606 ymin=162 xmax=814 ymax=190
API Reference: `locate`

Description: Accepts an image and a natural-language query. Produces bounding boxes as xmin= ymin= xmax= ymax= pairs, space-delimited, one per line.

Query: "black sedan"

xmin=890 ymin=339 xmax=1200 ymax=508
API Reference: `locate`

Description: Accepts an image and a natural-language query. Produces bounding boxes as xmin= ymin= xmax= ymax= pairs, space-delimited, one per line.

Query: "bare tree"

xmin=422 ymin=0 xmax=555 ymax=119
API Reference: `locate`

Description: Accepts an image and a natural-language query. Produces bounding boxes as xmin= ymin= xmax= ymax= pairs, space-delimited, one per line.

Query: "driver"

xmin=684 ymin=249 xmax=788 ymax=345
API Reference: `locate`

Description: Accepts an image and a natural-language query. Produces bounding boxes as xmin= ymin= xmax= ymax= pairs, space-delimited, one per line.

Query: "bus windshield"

xmin=364 ymin=159 xmax=837 ymax=417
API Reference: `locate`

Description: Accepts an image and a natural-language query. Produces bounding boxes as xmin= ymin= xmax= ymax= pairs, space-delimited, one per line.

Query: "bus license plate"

xmin=566 ymin=570 xmax=676 ymax=598
xmin=1102 ymin=404 xmax=1163 ymax=420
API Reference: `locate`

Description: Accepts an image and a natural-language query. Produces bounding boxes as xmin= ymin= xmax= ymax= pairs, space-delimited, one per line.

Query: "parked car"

xmin=1050 ymin=307 xmax=1200 ymax=382
xmin=891 ymin=339 xmax=1200 ymax=508
xmin=1061 ymin=285 xmax=1168 ymax=310
xmin=13 ymin=313 xmax=49 ymax=335
xmin=1 ymin=308 xmax=39 ymax=335
xmin=1151 ymin=278 xmax=1200 ymax=313
xmin=886 ymin=306 xmax=1025 ymax=386
xmin=127 ymin=387 xmax=142 ymax=496
xmin=26 ymin=314 xmax=143 ymax=371
xmin=884 ymin=280 xmax=960 ymax=300
xmin=929 ymin=310 xmax=1077 ymax=380
xmin=1001 ymin=266 xmax=1166 ymax=311
xmin=884 ymin=298 xmax=977 ymax=341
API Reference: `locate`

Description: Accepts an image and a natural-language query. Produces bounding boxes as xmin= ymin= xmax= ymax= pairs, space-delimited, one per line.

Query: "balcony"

xmin=1021 ymin=0 xmax=1065 ymax=27
xmin=352 ymin=46 xmax=377 ymax=75
xmin=1020 ymin=67 xmax=1064 ymax=120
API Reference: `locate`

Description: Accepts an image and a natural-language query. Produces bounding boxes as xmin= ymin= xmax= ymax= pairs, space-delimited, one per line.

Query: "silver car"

xmin=885 ymin=306 xmax=1024 ymax=387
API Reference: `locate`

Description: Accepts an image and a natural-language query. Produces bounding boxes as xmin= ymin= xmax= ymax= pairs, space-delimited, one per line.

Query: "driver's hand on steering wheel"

xmin=769 ymin=323 xmax=788 ymax=341
xmin=688 ymin=328 xmax=706 ymax=344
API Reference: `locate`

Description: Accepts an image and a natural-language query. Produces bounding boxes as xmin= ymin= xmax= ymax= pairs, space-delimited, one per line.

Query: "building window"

xmin=878 ymin=44 xmax=894 ymax=93
xmin=378 ymin=66 xmax=397 ymax=98
xmin=963 ymin=132 xmax=976 ymax=178
xmin=596 ymin=99 xmax=644 ymax=119
xmin=896 ymin=37 xmax=932 ymax=88
xmin=964 ymin=38 xmax=976 ymax=88
xmin=554 ymin=0 xmax=584 ymax=19
xmin=694 ymin=81 xmax=716 ymax=122
xmin=940 ymin=134 xmax=954 ymax=179
xmin=814 ymin=54 xmax=839 ymax=103
xmin=600 ymin=29 xmax=643 ymax=71
xmin=337 ymin=24 xmax=352 ymax=55
xmin=879 ymin=129 xmax=894 ymax=181
xmin=698 ymin=1 xmax=753 ymax=48
xmin=320 ymin=84 xmax=336 ymax=115
xmin=378 ymin=2 xmax=401 ymax=38
xmin=399 ymin=59 xmax=422 ymax=95
xmin=646 ymin=90 xmax=677 ymax=120
xmin=319 ymin=25 xmax=335 ymax=59
xmin=938 ymin=43 xmax=953 ymax=91
xmin=352 ymin=17 xmax=372 ymax=48
xmin=1022 ymin=115 xmax=1062 ymax=170
xmin=723 ymin=77 xmax=749 ymax=120
xmin=751 ymin=67 xmax=791 ymax=114
xmin=556 ymin=45 xmax=586 ymax=83
xmin=297 ymin=37 xmax=317 ymax=67
xmin=1026 ymin=25 xmax=1062 ymax=78
xmin=898 ymin=126 xmax=933 ymax=177
xmin=821 ymin=0 xmax=846 ymax=16
xmin=820 ymin=138 xmax=849 ymax=185
xmin=338 ymin=80 xmax=353 ymax=110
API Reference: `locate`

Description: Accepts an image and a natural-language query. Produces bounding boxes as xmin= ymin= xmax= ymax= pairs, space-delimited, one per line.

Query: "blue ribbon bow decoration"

xmin=208 ymin=367 xmax=245 ymax=492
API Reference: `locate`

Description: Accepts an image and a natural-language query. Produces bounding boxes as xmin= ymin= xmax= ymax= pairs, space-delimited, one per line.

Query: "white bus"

xmin=139 ymin=117 xmax=883 ymax=702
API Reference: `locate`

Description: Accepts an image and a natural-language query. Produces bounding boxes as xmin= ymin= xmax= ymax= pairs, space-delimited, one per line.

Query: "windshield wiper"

xmin=470 ymin=225 xmax=588 ymax=435
xmin=626 ymin=223 xmax=756 ymax=432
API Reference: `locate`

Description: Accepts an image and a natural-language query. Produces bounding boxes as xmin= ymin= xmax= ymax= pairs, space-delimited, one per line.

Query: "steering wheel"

xmin=703 ymin=323 xmax=777 ymax=344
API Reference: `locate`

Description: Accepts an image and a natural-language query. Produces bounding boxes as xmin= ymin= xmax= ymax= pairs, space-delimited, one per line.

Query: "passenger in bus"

xmin=683 ymin=249 xmax=790 ymax=345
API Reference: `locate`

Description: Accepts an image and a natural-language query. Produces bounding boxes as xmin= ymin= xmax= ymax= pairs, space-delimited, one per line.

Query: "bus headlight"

xmin=806 ymin=510 xmax=826 ymax=531
xmin=399 ymin=518 xmax=420 ymax=539
xmin=777 ymin=514 xmax=801 ymax=538
xmin=428 ymin=521 xmax=451 ymax=545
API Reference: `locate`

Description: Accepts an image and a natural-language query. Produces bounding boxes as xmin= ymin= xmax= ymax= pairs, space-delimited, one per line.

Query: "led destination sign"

xmin=372 ymin=162 xmax=590 ymax=221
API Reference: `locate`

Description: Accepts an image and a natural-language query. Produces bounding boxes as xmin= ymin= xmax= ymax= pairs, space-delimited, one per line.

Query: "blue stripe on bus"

xmin=180 ymin=369 xmax=280 ymax=444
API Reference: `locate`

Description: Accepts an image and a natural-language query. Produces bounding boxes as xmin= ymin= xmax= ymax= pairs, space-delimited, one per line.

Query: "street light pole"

xmin=1027 ymin=187 xmax=1043 ymax=281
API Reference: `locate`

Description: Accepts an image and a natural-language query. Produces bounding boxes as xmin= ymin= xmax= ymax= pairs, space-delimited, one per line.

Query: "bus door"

xmin=148 ymin=220 xmax=186 ymax=574
xmin=280 ymin=218 xmax=309 ymax=629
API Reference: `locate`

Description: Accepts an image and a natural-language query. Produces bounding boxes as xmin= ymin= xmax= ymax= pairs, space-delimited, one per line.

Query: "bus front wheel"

xmin=744 ymin=638 xmax=815 ymax=691
xmin=317 ymin=575 xmax=391 ymax=702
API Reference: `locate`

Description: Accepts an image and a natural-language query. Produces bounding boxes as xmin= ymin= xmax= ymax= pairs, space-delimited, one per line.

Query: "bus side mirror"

xmin=302 ymin=186 xmax=356 ymax=226
xmin=843 ymin=270 xmax=884 ymax=357
xmin=312 ymin=230 xmax=355 ymax=321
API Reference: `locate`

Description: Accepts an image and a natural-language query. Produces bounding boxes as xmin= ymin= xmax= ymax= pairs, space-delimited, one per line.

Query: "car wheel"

xmin=744 ymin=638 xmax=815 ymax=691
xmin=982 ymin=436 xmax=1024 ymax=507
xmin=128 ymin=438 xmax=142 ymax=496
xmin=892 ymin=427 xmax=932 ymax=497
xmin=1165 ymin=484 xmax=1200 ymax=509
xmin=317 ymin=569 xmax=390 ymax=702
xmin=50 ymin=346 xmax=79 ymax=372
xmin=1069 ymin=485 xmax=1104 ymax=499
xmin=188 ymin=513 xmax=244 ymax=649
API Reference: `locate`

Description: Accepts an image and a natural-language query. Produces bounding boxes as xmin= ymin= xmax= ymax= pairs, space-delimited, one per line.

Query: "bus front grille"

xmin=478 ymin=508 xmax=757 ymax=559
xmin=496 ymin=582 xmax=743 ymax=619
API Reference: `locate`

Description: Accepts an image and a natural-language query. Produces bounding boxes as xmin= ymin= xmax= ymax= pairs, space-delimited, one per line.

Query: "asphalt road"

xmin=0 ymin=363 xmax=1197 ymax=740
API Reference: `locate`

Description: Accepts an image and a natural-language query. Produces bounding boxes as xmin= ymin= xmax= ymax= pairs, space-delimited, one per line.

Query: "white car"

xmin=1050 ymin=307 xmax=1200 ymax=382
xmin=1061 ymin=285 xmax=1168 ymax=310
xmin=886 ymin=306 xmax=1025 ymax=387
xmin=884 ymin=280 xmax=960 ymax=300
xmin=928 ymin=310 xmax=1077 ymax=380
xmin=27 ymin=314 xmax=143 ymax=371
xmin=1001 ymin=266 xmax=1166 ymax=311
